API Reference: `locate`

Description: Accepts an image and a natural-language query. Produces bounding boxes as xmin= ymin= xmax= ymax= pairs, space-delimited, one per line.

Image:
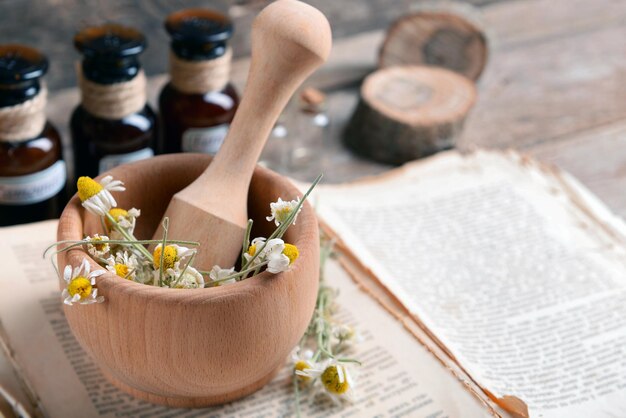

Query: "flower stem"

xmin=104 ymin=212 xmax=153 ymax=261
xmin=293 ymin=374 xmax=302 ymax=418
xmin=201 ymin=261 xmax=269 ymax=286
xmin=158 ymin=218 xmax=169 ymax=287
xmin=241 ymin=219 xmax=253 ymax=267
xmin=173 ymin=250 xmax=197 ymax=288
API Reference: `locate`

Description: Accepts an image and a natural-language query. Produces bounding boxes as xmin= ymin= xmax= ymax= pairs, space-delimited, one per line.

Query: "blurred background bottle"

xmin=70 ymin=24 xmax=157 ymax=181
xmin=0 ymin=44 xmax=67 ymax=226
xmin=158 ymin=9 xmax=239 ymax=155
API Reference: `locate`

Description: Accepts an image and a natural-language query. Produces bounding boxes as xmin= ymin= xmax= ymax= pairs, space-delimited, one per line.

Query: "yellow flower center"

xmin=247 ymin=244 xmax=257 ymax=256
xmin=153 ymin=245 xmax=178 ymax=270
xmin=276 ymin=207 xmax=292 ymax=223
xmin=106 ymin=208 xmax=129 ymax=229
xmin=114 ymin=264 xmax=129 ymax=278
xmin=67 ymin=277 xmax=92 ymax=299
xmin=294 ymin=361 xmax=312 ymax=382
xmin=77 ymin=177 xmax=103 ymax=202
xmin=321 ymin=365 xmax=350 ymax=395
xmin=283 ymin=244 xmax=299 ymax=265
xmin=90 ymin=236 xmax=107 ymax=252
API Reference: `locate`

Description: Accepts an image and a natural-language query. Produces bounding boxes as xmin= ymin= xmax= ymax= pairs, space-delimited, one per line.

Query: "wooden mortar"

xmin=57 ymin=154 xmax=320 ymax=407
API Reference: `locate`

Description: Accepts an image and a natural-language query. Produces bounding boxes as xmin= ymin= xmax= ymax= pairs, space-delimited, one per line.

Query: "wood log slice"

xmin=344 ymin=66 xmax=476 ymax=165
xmin=379 ymin=10 xmax=488 ymax=81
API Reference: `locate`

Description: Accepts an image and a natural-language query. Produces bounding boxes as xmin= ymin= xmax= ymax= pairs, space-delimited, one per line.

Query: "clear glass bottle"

xmin=158 ymin=9 xmax=239 ymax=155
xmin=70 ymin=24 xmax=157 ymax=181
xmin=0 ymin=44 xmax=67 ymax=226
xmin=289 ymin=88 xmax=330 ymax=180
xmin=259 ymin=119 xmax=290 ymax=172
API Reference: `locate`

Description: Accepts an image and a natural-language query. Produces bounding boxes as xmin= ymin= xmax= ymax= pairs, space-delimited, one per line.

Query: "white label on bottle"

xmin=98 ymin=148 xmax=154 ymax=174
xmin=0 ymin=160 xmax=66 ymax=205
xmin=182 ymin=124 xmax=229 ymax=155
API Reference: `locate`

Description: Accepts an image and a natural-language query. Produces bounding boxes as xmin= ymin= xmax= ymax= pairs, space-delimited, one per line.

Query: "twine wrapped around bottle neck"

xmin=169 ymin=47 xmax=232 ymax=94
xmin=0 ymin=86 xmax=47 ymax=142
xmin=77 ymin=65 xmax=147 ymax=120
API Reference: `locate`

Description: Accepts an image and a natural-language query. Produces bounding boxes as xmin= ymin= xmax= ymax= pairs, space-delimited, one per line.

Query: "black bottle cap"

xmin=0 ymin=44 xmax=48 ymax=85
xmin=165 ymin=9 xmax=233 ymax=61
xmin=74 ymin=24 xmax=147 ymax=84
xmin=0 ymin=44 xmax=47 ymax=106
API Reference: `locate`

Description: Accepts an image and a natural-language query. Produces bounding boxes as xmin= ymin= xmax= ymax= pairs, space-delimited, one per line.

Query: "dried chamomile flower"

xmin=77 ymin=176 xmax=125 ymax=217
xmin=244 ymin=238 xmax=299 ymax=273
xmin=291 ymin=347 xmax=318 ymax=384
xmin=265 ymin=239 xmax=299 ymax=274
xmin=61 ymin=259 xmax=106 ymax=305
xmin=165 ymin=265 xmax=205 ymax=289
xmin=266 ymin=197 xmax=301 ymax=226
xmin=106 ymin=207 xmax=140 ymax=236
xmin=105 ymin=251 xmax=139 ymax=281
xmin=244 ymin=237 xmax=267 ymax=267
xmin=152 ymin=244 xmax=194 ymax=270
xmin=320 ymin=362 xmax=355 ymax=402
xmin=282 ymin=243 xmax=299 ymax=264
xmin=332 ymin=324 xmax=357 ymax=341
xmin=84 ymin=234 xmax=110 ymax=258
xmin=208 ymin=266 xmax=236 ymax=286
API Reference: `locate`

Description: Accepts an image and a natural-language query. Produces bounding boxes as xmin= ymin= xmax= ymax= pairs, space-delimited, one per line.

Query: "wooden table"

xmin=48 ymin=0 xmax=626 ymax=217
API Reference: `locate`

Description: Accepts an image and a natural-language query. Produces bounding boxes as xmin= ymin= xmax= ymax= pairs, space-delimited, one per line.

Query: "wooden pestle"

xmin=152 ymin=0 xmax=332 ymax=270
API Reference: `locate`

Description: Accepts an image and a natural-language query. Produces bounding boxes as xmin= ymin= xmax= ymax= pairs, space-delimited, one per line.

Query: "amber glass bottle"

xmin=0 ymin=45 xmax=67 ymax=226
xmin=158 ymin=9 xmax=239 ymax=155
xmin=70 ymin=24 xmax=157 ymax=181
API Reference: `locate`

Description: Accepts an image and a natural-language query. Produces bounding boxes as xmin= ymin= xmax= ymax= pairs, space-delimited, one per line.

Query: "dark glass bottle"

xmin=0 ymin=45 xmax=67 ymax=226
xmin=70 ymin=24 xmax=157 ymax=181
xmin=158 ymin=9 xmax=239 ymax=155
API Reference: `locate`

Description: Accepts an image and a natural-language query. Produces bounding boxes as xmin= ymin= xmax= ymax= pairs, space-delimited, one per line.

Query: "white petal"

xmin=100 ymin=175 xmax=113 ymax=186
xmin=81 ymin=258 xmax=90 ymax=274
xmin=83 ymin=200 xmax=105 ymax=216
xmin=90 ymin=269 xmax=106 ymax=278
xmin=100 ymin=190 xmax=117 ymax=210
xmin=105 ymin=179 xmax=125 ymax=192
xmin=63 ymin=265 xmax=72 ymax=282
xmin=251 ymin=237 xmax=266 ymax=246
xmin=267 ymin=255 xmax=290 ymax=273
xmin=337 ymin=364 xmax=345 ymax=383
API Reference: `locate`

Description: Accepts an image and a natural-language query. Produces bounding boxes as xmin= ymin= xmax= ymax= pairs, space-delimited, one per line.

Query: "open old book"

xmin=0 ymin=150 xmax=625 ymax=417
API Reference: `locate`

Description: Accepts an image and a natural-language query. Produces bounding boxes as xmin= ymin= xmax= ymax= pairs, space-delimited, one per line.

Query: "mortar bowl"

xmin=57 ymin=154 xmax=320 ymax=408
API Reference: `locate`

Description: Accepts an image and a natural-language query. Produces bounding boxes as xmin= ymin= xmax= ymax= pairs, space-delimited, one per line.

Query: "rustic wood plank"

xmin=482 ymin=0 xmax=626 ymax=48
xmin=527 ymin=121 xmax=626 ymax=218
xmin=459 ymin=22 xmax=626 ymax=149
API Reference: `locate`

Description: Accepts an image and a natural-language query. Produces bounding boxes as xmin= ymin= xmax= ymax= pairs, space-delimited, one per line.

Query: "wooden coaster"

xmin=343 ymin=66 xmax=476 ymax=165
xmin=379 ymin=10 xmax=488 ymax=81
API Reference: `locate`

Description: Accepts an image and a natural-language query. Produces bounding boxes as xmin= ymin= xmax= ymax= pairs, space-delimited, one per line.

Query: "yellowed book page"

xmin=313 ymin=150 xmax=626 ymax=418
xmin=0 ymin=220 xmax=492 ymax=418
